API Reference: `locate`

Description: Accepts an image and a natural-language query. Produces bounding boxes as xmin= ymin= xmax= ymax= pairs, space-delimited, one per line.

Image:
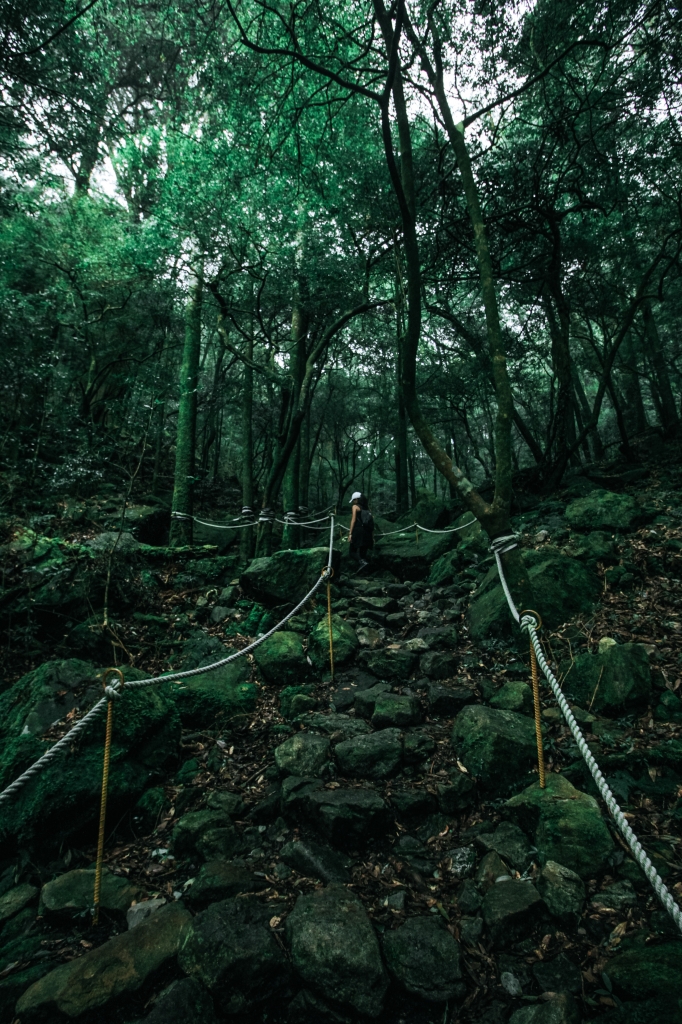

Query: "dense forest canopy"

xmin=1 ymin=0 xmax=681 ymax=546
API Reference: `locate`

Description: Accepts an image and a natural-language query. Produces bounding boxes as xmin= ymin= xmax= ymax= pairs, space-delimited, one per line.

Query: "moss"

xmin=253 ymin=632 xmax=309 ymax=685
xmin=308 ymin=615 xmax=358 ymax=670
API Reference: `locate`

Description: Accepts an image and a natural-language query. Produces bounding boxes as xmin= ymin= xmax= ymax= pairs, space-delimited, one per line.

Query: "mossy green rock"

xmin=308 ymin=614 xmax=358 ymax=669
xmin=359 ymin=646 xmax=417 ymax=681
xmin=560 ymin=643 xmax=651 ymax=713
xmin=274 ymin=733 xmax=330 ymax=778
xmin=504 ymin=774 xmax=614 ymax=878
xmin=0 ymin=884 xmax=38 ymax=923
xmin=171 ymin=810 xmax=234 ymax=859
xmin=335 ymin=728 xmax=403 ymax=779
xmin=607 ymin=941 xmax=682 ymax=1000
xmin=280 ymin=685 xmax=314 ymax=719
xmin=451 ymin=705 xmax=537 ymax=793
xmin=0 ymin=677 xmax=180 ymax=849
xmin=253 ymin=632 xmax=308 ymax=685
xmin=0 ymin=659 xmax=96 ymax=743
xmin=565 ymin=490 xmax=638 ymax=531
xmin=171 ymin=658 xmax=255 ymax=728
xmin=469 ymin=548 xmax=600 ymax=640
xmin=428 ymin=549 xmax=462 ymax=587
xmin=16 ymin=902 xmax=191 ymax=1020
xmin=0 ymin=963 xmax=52 ymax=1023
xmin=41 ymin=868 xmax=143 ymax=918
xmin=382 ymin=915 xmax=462 ymax=1002
xmin=567 ymin=530 xmax=617 ymax=562
xmin=374 ymin=530 xmax=458 ymax=582
xmin=490 ymin=681 xmax=533 ymax=715
xmin=240 ymin=547 xmax=340 ymax=604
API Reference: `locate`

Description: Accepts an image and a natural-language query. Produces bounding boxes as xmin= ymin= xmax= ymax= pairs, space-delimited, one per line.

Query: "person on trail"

xmin=347 ymin=490 xmax=374 ymax=570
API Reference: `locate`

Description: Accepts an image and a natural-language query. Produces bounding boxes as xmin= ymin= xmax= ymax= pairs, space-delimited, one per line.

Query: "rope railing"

xmin=491 ymin=533 xmax=682 ymax=935
xmin=170 ymin=504 xmax=335 ymax=532
xmin=0 ymin=517 xmax=336 ymax=807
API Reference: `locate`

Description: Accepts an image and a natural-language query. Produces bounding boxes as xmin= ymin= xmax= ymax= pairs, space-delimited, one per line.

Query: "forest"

xmin=1 ymin=1 xmax=682 ymax=1023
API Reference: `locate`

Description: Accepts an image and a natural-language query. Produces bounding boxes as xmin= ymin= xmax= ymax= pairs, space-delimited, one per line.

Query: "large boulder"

xmin=171 ymin=658 xmax=255 ymax=729
xmin=285 ymin=884 xmax=388 ymax=1018
xmin=335 ymin=729 xmax=403 ymax=779
xmin=240 ymin=547 xmax=340 ymax=605
xmin=468 ymin=548 xmax=601 ymax=640
xmin=504 ymin=774 xmax=614 ymax=878
xmin=381 ymin=916 xmax=463 ymax=1002
xmin=253 ymin=632 xmax=309 ymax=685
xmin=565 ymin=490 xmax=639 ymax=531
xmin=560 ymin=643 xmax=651 ymax=713
xmin=178 ymin=897 xmax=289 ymax=1014
xmin=16 ymin=902 xmax=190 ymax=1020
xmin=0 ymin=668 xmax=181 ymax=850
xmin=373 ymin=530 xmax=459 ymax=581
xmin=41 ymin=868 xmax=143 ymax=920
xmin=451 ymin=705 xmax=537 ymax=793
xmin=308 ymin=614 xmax=358 ymax=670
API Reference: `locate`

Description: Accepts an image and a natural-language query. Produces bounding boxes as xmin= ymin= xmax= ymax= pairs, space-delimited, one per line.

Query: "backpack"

xmin=360 ymin=509 xmax=374 ymax=529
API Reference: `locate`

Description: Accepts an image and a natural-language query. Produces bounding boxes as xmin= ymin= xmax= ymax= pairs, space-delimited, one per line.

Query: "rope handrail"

xmin=492 ymin=534 xmax=682 ymax=935
xmin=374 ymin=516 xmax=478 ymax=539
xmin=170 ymin=505 xmax=335 ymax=531
xmin=0 ymin=517 xmax=336 ymax=807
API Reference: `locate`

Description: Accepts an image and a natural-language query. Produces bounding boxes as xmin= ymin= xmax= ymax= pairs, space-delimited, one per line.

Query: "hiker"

xmin=348 ymin=490 xmax=374 ymax=569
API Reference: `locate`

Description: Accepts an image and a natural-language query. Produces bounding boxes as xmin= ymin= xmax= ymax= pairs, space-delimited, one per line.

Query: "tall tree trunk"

xmin=620 ymin=332 xmax=648 ymax=437
xmin=240 ymin=334 xmax=255 ymax=564
xmin=573 ymin=371 xmax=604 ymax=459
xmin=151 ymin=398 xmax=165 ymax=496
xmin=170 ymin=271 xmax=203 ymax=546
xmin=642 ymin=300 xmax=679 ymax=435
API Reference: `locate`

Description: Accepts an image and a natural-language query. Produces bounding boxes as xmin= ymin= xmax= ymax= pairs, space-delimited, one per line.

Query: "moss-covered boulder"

xmin=566 ymin=530 xmax=617 ymax=563
xmin=504 ymin=774 xmax=614 ymax=878
xmin=560 ymin=643 xmax=651 ymax=714
xmin=565 ymin=490 xmax=639 ymax=531
xmin=274 ymin=732 xmax=330 ymax=778
xmin=0 ymin=659 xmax=97 ymax=743
xmin=428 ymin=549 xmax=462 ymax=587
xmin=373 ymin=529 xmax=458 ymax=581
xmin=607 ymin=941 xmax=682 ymax=1001
xmin=171 ymin=659 xmax=255 ymax=729
xmin=308 ymin=614 xmax=358 ymax=670
xmin=490 ymin=681 xmax=534 ymax=715
xmin=468 ymin=548 xmax=600 ymax=640
xmin=40 ymin=868 xmax=143 ymax=920
xmin=451 ymin=705 xmax=537 ymax=793
xmin=253 ymin=632 xmax=309 ymax=685
xmin=240 ymin=547 xmax=340 ymax=605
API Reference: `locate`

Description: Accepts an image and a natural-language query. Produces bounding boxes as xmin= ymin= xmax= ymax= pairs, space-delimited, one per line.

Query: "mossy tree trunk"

xmin=169 ymin=271 xmax=202 ymax=547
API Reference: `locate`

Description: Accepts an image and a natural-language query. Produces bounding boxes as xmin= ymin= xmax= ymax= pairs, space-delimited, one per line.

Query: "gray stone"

xmin=481 ymin=880 xmax=544 ymax=945
xmin=457 ymin=879 xmax=482 ymax=913
xmin=437 ymin=775 xmax=476 ymax=814
xmin=41 ymin=869 xmax=142 ymax=919
xmin=286 ymin=884 xmax=388 ymax=1018
xmin=428 ymin=683 xmax=473 ymax=716
xmin=451 ymin=705 xmax=537 ymax=793
xmin=0 ymin=883 xmax=38 ymax=923
xmin=354 ymin=683 xmax=392 ymax=718
xmin=476 ymin=822 xmax=531 ymax=870
xmin=17 ymin=902 xmax=191 ymax=1020
xmin=178 ymin=896 xmax=289 ymax=1014
xmin=240 ymin=547 xmax=340 ymax=605
xmin=304 ymin=713 xmax=371 ymax=739
xmin=403 ymin=729 xmax=436 ymax=764
xmin=382 ymin=915 xmax=463 ymax=1002
xmin=359 ymin=647 xmax=417 ymax=681
xmin=306 ymin=787 xmax=390 ymax=849
xmin=206 ymin=791 xmax=245 ymax=818
xmin=188 ymin=861 xmax=258 ymax=907
xmin=86 ymin=531 xmax=140 ymax=554
xmin=196 ymin=826 xmax=242 ymax=861
xmin=143 ymin=977 xmax=217 ymax=1024
xmin=389 ymin=788 xmax=437 ymax=818
xmin=127 ymin=898 xmax=166 ymax=930
xmin=475 ymin=851 xmax=510 ymax=891
xmin=450 ymin=846 xmax=476 ymax=878
xmin=459 ymin=916 xmax=483 ymax=946
xmin=591 ymin=879 xmax=637 ymax=912
xmin=335 ymin=729 xmax=403 ymax=780
xmin=560 ymin=643 xmax=651 ymax=713
xmin=501 ymin=971 xmax=523 ymax=997
xmin=210 ymin=605 xmax=230 ymax=624
xmin=420 ymin=651 xmax=453 ymax=680
xmin=536 ymin=861 xmax=585 ymax=924
xmin=532 ymin=953 xmax=582 ymax=995
xmin=490 ymin=681 xmax=534 ymax=715
xmin=172 ymin=810 xmax=234 ymax=859
xmin=372 ymin=692 xmax=421 ymax=728
xmin=509 ymin=994 xmax=581 ymax=1024
xmin=280 ymin=838 xmax=351 ymax=883
xmin=274 ymin=733 xmax=330 ymax=778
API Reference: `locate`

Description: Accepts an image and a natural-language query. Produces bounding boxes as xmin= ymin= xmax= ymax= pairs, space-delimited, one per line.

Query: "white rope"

xmin=0 ymin=519 xmax=336 ymax=806
xmin=375 ymin=516 xmax=478 ymax=539
xmin=490 ymin=541 xmax=682 ymax=934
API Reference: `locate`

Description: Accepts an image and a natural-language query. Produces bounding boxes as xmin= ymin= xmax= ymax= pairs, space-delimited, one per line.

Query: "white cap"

xmin=349 ymin=491 xmax=362 ymax=503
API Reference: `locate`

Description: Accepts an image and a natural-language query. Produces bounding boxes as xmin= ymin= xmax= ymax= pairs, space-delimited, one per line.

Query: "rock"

xmin=335 ymin=728 xmax=403 ymax=779
xmin=178 ymin=896 xmax=289 ymax=1014
xmin=354 ymin=683 xmax=391 ymax=718
xmin=386 ymin=612 xmax=406 ymax=627
xmin=394 ymin=835 xmax=436 ymax=875
xmin=133 ymin=786 xmax=167 ymax=831
xmin=532 ymin=953 xmax=582 ymax=995
xmin=41 ymin=869 xmax=142 ymax=919
xmin=457 ymin=879 xmax=482 ymax=913
xmin=171 ymin=658 xmax=255 ymax=729
xmin=403 ymin=729 xmax=436 ymax=764
xmin=240 ymin=547 xmax=340 ymax=604
xmin=460 ymin=916 xmax=483 ymax=946
xmin=481 ymin=880 xmax=544 ymax=946
xmin=357 ymin=596 xmax=397 ymax=614
xmin=428 ymin=683 xmax=473 ymax=716
xmin=560 ymin=643 xmax=651 ymax=713
xmin=476 ymin=822 xmax=531 ymax=870
xmin=86 ymin=531 xmax=140 ymax=554
xmin=0 ymin=669 xmax=181 ymax=850
xmin=280 ymin=838 xmax=351 ymax=883
xmin=187 ymin=861 xmax=258 ymax=907
xmin=437 ymin=775 xmax=476 ymax=814
xmin=196 ymin=826 xmax=243 ymax=861
xmin=143 ymin=977 xmax=217 ymax=1024
xmin=253 ymin=632 xmax=309 ymax=685
xmin=382 ymin=915 xmax=463 ymax=1002
xmin=655 ymin=689 xmax=682 ymax=722
xmin=417 ymin=625 xmax=459 ymax=649
xmin=591 ymin=879 xmax=637 ymax=911
xmin=420 ymin=651 xmax=453 ymax=680
xmin=288 ymin=783 xmax=390 ymax=849
xmin=280 ymin=684 xmax=314 ymax=718
xmin=536 ymin=861 xmax=585 ymax=924
xmin=0 ymin=883 xmax=38 ymax=923
xmin=274 ymin=733 xmax=330 ymax=778
xmin=504 ymin=774 xmax=615 ymax=878
xmin=449 ymin=846 xmax=476 ymax=878
xmin=390 ymin=788 xmax=437 ymax=818
xmin=17 ymin=902 xmax=191 ymax=1020
xmin=490 ymin=681 xmax=534 ymax=715
xmin=286 ymin=884 xmax=388 ymax=1018
xmin=359 ymin=647 xmax=418 ymax=680
xmin=127 ymin=897 xmax=166 ymax=930
xmin=372 ymin=692 xmax=421 ymax=728
xmin=3 ymin=658 xmax=96 ymax=738
xmin=428 ymin=549 xmax=463 ymax=587
xmin=607 ymin=941 xmax=682 ymax=1000
xmin=509 ymin=993 xmax=581 ymax=1024
xmin=475 ymin=851 xmax=510 ymax=891
xmin=565 ymin=489 xmax=638 ymax=531
xmin=308 ymin=615 xmax=358 ymax=669
xmin=206 ymin=790 xmax=244 ymax=818
xmin=304 ymin=712 xmax=371 ymax=739
xmin=468 ymin=549 xmax=600 ymax=640
xmin=374 ymin=528 xmax=459 ymax=581
xmin=451 ymin=705 xmax=537 ymax=793
xmin=568 ymin=530 xmax=617 ymax=562
xmin=501 ymin=971 xmax=523 ymax=997
xmin=172 ymin=810 xmax=234 ymax=859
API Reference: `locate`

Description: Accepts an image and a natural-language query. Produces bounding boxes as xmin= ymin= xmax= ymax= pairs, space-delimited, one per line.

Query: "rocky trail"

xmin=1 ymin=462 xmax=682 ymax=1023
